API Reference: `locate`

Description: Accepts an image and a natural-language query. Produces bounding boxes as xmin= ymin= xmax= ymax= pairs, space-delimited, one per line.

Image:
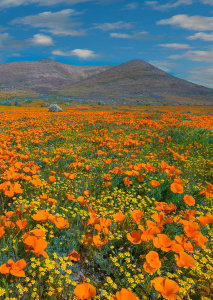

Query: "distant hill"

xmin=0 ymin=58 xmax=212 ymax=104
xmin=60 ymin=59 xmax=213 ymax=105
xmin=0 ymin=59 xmax=113 ymax=93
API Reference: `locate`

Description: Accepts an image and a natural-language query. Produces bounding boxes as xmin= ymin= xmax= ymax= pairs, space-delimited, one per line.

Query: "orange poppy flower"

xmin=16 ymin=219 xmax=27 ymax=231
xmin=170 ymin=182 xmax=184 ymax=194
xmin=93 ymin=235 xmax=108 ymax=247
xmin=199 ymin=213 xmax=213 ymax=226
xmin=151 ymin=277 xmax=179 ymax=300
xmin=64 ymin=172 xmax=76 ymax=179
xmin=146 ymin=251 xmax=161 ymax=269
xmin=49 ymin=176 xmax=56 ymax=182
xmin=23 ymin=231 xmax=48 ymax=257
xmin=54 ymin=217 xmax=69 ymax=229
xmin=175 ymin=251 xmax=196 ymax=268
xmin=85 ymin=164 xmax=92 ymax=171
xmin=112 ymin=288 xmax=139 ymax=300
xmin=183 ymin=209 xmax=196 ymax=221
xmin=32 ymin=229 xmax=46 ymax=239
xmin=143 ymin=262 xmax=158 ymax=274
xmin=127 ymin=230 xmax=142 ymax=245
xmin=0 ymin=259 xmax=27 ymax=277
xmin=74 ymin=283 xmax=96 ymax=300
xmin=155 ymin=202 xmax=176 ymax=214
xmin=94 ymin=218 xmax=111 ymax=234
xmin=183 ymin=195 xmax=195 ymax=206
xmin=199 ymin=181 xmax=213 ymax=198
xmin=0 ymin=226 xmax=5 ymax=238
xmin=143 ymin=251 xmax=161 ymax=274
xmin=83 ymin=233 xmax=93 ymax=246
xmin=113 ymin=212 xmax=126 ymax=223
xmin=171 ymin=235 xmax=193 ymax=253
xmin=40 ymin=193 xmax=49 ymax=201
xmin=78 ymin=196 xmax=87 ymax=206
xmin=68 ymin=251 xmax=80 ymax=261
xmin=131 ymin=210 xmax=144 ymax=224
xmin=31 ymin=239 xmax=48 ymax=258
xmin=66 ymin=194 xmax=75 ymax=201
xmin=153 ymin=234 xmax=173 ymax=252
xmin=137 ymin=175 xmax=144 ymax=182
xmin=151 ymin=180 xmax=160 ymax=187
xmin=84 ymin=190 xmax=90 ymax=196
xmin=102 ymin=173 xmax=112 ymax=181
xmin=123 ymin=177 xmax=132 ymax=186
xmin=32 ymin=210 xmax=50 ymax=222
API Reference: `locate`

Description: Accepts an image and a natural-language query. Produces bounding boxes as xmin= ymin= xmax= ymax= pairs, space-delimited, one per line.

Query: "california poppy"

xmin=170 ymin=182 xmax=184 ymax=194
xmin=49 ymin=176 xmax=56 ymax=182
xmin=183 ymin=195 xmax=195 ymax=206
xmin=151 ymin=180 xmax=160 ymax=187
xmin=0 ymin=259 xmax=27 ymax=277
xmin=93 ymin=235 xmax=108 ymax=247
xmin=68 ymin=251 xmax=80 ymax=261
xmin=153 ymin=234 xmax=173 ymax=252
xmin=74 ymin=283 xmax=96 ymax=299
xmin=54 ymin=217 xmax=69 ymax=229
xmin=32 ymin=210 xmax=49 ymax=222
xmin=199 ymin=213 xmax=213 ymax=226
xmin=112 ymin=288 xmax=139 ymax=300
xmin=151 ymin=277 xmax=179 ymax=300
xmin=16 ymin=219 xmax=27 ymax=231
xmin=131 ymin=210 xmax=144 ymax=224
xmin=127 ymin=230 xmax=142 ymax=244
xmin=175 ymin=251 xmax=196 ymax=268
xmin=113 ymin=212 xmax=126 ymax=223
xmin=0 ymin=226 xmax=5 ymax=238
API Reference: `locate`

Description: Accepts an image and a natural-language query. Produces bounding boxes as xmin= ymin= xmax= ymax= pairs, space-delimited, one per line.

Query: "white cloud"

xmin=31 ymin=33 xmax=53 ymax=45
xmin=188 ymin=32 xmax=213 ymax=41
xmin=0 ymin=0 xmax=91 ymax=8
xmin=169 ymin=50 xmax=213 ymax=62
xmin=11 ymin=9 xmax=85 ymax=36
xmin=93 ymin=21 xmax=133 ymax=31
xmin=158 ymin=14 xmax=213 ymax=31
xmin=52 ymin=49 xmax=97 ymax=59
xmin=188 ymin=65 xmax=213 ymax=88
xmin=201 ymin=0 xmax=213 ymax=5
xmin=149 ymin=60 xmax=176 ymax=72
xmin=123 ymin=2 xmax=138 ymax=10
xmin=0 ymin=33 xmax=9 ymax=46
xmin=110 ymin=33 xmax=132 ymax=39
xmin=159 ymin=43 xmax=192 ymax=49
xmin=146 ymin=0 xmax=192 ymax=10
xmin=110 ymin=31 xmax=148 ymax=39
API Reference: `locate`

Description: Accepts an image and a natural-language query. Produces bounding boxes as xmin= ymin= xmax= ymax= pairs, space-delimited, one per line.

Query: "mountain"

xmin=0 ymin=58 xmax=212 ymax=104
xmin=0 ymin=59 xmax=113 ymax=93
xmin=59 ymin=59 xmax=213 ymax=105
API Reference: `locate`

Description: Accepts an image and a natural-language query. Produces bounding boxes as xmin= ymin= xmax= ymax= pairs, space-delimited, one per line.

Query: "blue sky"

xmin=1 ymin=0 xmax=213 ymax=87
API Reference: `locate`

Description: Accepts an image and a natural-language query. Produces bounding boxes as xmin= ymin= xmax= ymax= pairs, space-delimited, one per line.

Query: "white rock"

xmin=48 ymin=104 xmax=63 ymax=112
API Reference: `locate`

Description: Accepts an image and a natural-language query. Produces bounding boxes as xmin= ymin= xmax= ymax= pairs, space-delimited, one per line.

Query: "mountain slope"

xmin=0 ymin=59 xmax=113 ymax=93
xmin=60 ymin=59 xmax=213 ymax=104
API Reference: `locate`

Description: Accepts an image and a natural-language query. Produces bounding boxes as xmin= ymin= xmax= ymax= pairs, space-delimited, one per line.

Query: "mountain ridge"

xmin=0 ymin=59 xmax=212 ymax=105
xmin=59 ymin=59 xmax=213 ymax=104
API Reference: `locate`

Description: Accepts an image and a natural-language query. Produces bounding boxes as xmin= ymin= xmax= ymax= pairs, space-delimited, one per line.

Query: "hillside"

xmin=0 ymin=59 xmax=113 ymax=93
xmin=0 ymin=59 xmax=212 ymax=104
xmin=59 ymin=59 xmax=213 ymax=104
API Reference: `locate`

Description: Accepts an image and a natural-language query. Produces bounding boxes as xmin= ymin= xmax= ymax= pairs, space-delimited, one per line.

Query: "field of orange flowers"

xmin=0 ymin=103 xmax=212 ymax=300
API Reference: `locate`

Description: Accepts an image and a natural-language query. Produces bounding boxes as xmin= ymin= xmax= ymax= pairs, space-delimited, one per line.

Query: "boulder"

xmin=48 ymin=104 xmax=63 ymax=112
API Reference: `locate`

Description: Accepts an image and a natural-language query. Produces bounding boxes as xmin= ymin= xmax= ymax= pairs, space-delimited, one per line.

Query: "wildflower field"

xmin=0 ymin=104 xmax=212 ymax=300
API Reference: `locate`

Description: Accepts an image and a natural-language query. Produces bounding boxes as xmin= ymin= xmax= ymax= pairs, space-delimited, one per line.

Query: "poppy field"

xmin=0 ymin=103 xmax=212 ymax=300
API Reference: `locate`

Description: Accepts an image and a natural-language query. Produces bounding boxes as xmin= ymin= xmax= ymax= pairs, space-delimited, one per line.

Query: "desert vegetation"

xmin=0 ymin=103 xmax=212 ymax=299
